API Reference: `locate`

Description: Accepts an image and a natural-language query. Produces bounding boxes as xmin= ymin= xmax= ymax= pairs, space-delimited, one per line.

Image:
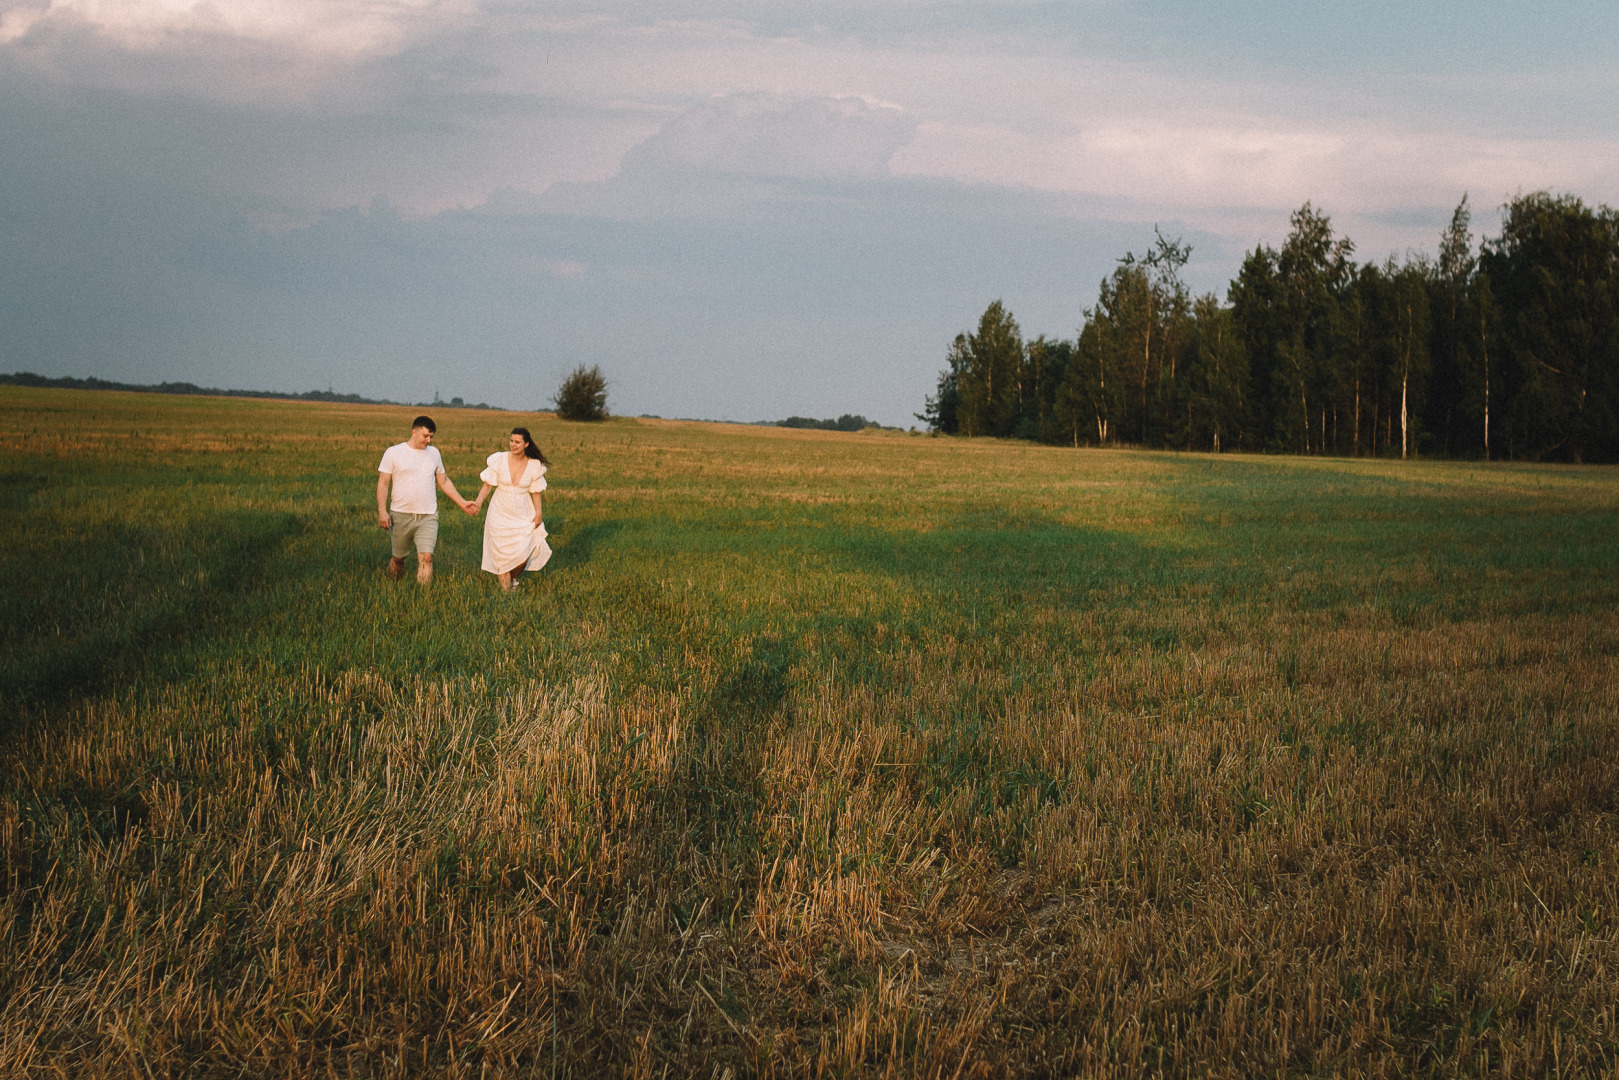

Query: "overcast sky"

xmin=3 ymin=1 xmax=1616 ymax=425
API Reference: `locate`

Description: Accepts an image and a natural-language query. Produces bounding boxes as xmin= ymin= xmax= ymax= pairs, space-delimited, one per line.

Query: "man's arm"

xmin=376 ymin=472 xmax=392 ymax=529
xmin=437 ymin=469 xmax=474 ymax=512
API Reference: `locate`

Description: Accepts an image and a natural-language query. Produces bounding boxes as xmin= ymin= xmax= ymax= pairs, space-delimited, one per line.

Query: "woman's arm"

xmin=474 ymin=482 xmax=494 ymax=510
xmin=530 ymin=491 xmax=543 ymax=527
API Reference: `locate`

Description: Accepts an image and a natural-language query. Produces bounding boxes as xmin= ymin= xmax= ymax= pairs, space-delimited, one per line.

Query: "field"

xmin=1 ymin=386 xmax=1617 ymax=1078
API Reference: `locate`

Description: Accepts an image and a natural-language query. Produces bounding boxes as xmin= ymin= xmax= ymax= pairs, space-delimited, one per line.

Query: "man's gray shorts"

xmin=389 ymin=511 xmax=439 ymax=557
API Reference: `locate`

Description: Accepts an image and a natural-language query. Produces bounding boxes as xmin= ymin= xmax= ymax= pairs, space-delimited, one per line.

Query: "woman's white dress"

xmin=479 ymin=453 xmax=552 ymax=574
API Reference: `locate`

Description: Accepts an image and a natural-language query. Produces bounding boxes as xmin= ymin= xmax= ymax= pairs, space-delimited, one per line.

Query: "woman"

xmin=472 ymin=427 xmax=552 ymax=591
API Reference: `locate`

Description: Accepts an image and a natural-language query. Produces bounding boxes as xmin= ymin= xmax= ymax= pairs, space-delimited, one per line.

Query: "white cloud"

xmin=0 ymin=0 xmax=461 ymax=55
xmin=5 ymin=3 xmax=1615 ymax=231
xmin=620 ymin=93 xmax=914 ymax=180
xmin=527 ymin=92 xmax=918 ymax=219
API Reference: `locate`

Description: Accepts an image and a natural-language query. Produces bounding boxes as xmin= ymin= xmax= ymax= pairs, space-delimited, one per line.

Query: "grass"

xmin=1 ymin=385 xmax=1616 ymax=1077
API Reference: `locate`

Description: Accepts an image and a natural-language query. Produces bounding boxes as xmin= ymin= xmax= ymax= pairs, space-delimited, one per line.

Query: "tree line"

xmin=921 ymin=191 xmax=1619 ymax=463
xmin=0 ymin=372 xmax=499 ymax=410
xmin=779 ymin=414 xmax=872 ymax=432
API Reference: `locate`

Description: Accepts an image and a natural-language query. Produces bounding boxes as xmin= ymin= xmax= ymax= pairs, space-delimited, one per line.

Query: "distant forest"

xmin=778 ymin=414 xmax=872 ymax=432
xmin=921 ymin=192 xmax=1619 ymax=463
xmin=0 ymin=372 xmax=496 ymax=411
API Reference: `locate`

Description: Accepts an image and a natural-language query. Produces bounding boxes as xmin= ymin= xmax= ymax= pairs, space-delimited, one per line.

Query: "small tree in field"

xmin=553 ymin=365 xmax=608 ymax=421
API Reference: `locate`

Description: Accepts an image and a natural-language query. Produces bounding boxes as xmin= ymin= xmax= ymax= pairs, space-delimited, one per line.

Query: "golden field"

xmin=1 ymin=386 xmax=1616 ymax=1077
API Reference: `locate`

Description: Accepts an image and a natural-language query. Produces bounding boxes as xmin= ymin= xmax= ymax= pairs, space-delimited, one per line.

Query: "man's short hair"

xmin=412 ymin=415 xmax=436 ymax=433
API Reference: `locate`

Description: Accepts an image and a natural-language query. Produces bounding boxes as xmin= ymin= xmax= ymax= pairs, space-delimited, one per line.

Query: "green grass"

xmin=1 ymin=387 xmax=1617 ymax=1077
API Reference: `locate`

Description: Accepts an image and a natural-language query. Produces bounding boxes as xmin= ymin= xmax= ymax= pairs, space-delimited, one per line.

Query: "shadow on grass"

xmin=0 ymin=509 xmax=303 ymax=720
xmin=828 ymin=510 xmax=1171 ymax=615
xmin=546 ymin=519 xmax=623 ymax=573
xmin=677 ymin=633 xmax=796 ymax=858
xmin=0 ymin=469 xmax=47 ymax=514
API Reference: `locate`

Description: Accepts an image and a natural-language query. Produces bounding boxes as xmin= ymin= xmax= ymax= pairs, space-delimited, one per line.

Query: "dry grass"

xmin=1 ymin=387 xmax=1617 ymax=1077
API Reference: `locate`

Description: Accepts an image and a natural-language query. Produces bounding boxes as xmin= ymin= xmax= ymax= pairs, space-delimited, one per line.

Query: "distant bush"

xmin=553 ymin=365 xmax=609 ymax=422
xmin=779 ymin=414 xmax=870 ymax=432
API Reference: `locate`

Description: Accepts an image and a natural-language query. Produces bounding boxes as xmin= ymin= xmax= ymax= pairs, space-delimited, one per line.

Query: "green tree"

xmin=1232 ymin=205 xmax=1356 ymax=453
xmin=1481 ymin=192 xmax=1619 ymax=463
xmin=1462 ymin=270 xmax=1504 ymax=460
xmin=1144 ymin=231 xmax=1193 ymax=448
xmin=1230 ymin=244 xmax=1286 ymax=449
xmin=1089 ymin=230 xmax=1191 ymax=446
xmin=553 ymin=364 xmax=609 ymax=421
xmin=1048 ymin=317 xmax=1121 ymax=447
xmin=1387 ymin=258 xmax=1433 ymax=458
xmin=1025 ymin=335 xmax=1075 ymax=443
xmin=1179 ymin=295 xmax=1248 ymax=452
xmin=1425 ymin=195 xmax=1476 ymax=455
xmin=956 ymin=301 xmax=1025 ymax=438
xmin=1350 ymin=257 xmax=1433 ymax=458
xmin=1339 ymin=265 xmax=1375 ymax=455
xmin=919 ymin=335 xmax=967 ymax=434
xmin=1275 ymin=204 xmax=1354 ymax=453
xmin=1090 ymin=261 xmax=1151 ymax=442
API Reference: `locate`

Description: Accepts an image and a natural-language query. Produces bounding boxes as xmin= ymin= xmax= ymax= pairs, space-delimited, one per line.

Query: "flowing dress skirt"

xmin=481 ymin=485 xmax=551 ymax=574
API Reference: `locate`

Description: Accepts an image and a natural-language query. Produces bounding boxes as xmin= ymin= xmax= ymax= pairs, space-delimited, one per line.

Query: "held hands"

xmin=462 ymin=499 xmax=481 ymax=516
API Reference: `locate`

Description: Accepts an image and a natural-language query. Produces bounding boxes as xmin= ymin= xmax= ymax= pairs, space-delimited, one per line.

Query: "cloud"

xmin=619 ymin=93 xmax=914 ymax=180
xmin=0 ymin=0 xmax=457 ymax=56
xmin=5 ymin=2 xmax=1615 ymax=228
xmin=533 ymin=92 xmax=919 ymax=218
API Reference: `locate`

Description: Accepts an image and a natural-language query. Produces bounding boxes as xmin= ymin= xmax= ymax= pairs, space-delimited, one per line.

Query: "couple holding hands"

xmin=376 ymin=415 xmax=552 ymax=592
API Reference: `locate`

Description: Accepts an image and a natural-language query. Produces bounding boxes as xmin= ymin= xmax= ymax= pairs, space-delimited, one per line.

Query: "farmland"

xmin=1 ymin=386 xmax=1616 ymax=1077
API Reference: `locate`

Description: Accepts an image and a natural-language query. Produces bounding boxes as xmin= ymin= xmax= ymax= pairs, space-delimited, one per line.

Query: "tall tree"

xmin=1088 ymin=229 xmax=1191 ymax=446
xmin=1092 ymin=259 xmax=1153 ymax=443
xmin=1356 ymin=259 xmax=1432 ymax=457
xmin=919 ymin=335 xmax=967 ymax=434
xmin=1465 ymin=271 xmax=1504 ymax=459
xmin=1179 ymin=295 xmax=1248 ymax=452
xmin=1150 ymin=233 xmax=1195 ymax=448
xmin=1052 ymin=317 xmax=1123 ymax=447
xmin=1231 ymin=206 xmax=1355 ymax=453
xmin=1481 ymin=192 xmax=1619 ymax=463
xmin=1230 ymin=245 xmax=1284 ymax=445
xmin=1387 ymin=257 xmax=1433 ymax=458
xmin=1025 ymin=335 xmax=1076 ymax=444
xmin=1426 ymin=195 xmax=1476 ymax=455
xmin=955 ymin=301 xmax=1025 ymax=438
xmin=1338 ymin=270 xmax=1371 ymax=455
xmin=1271 ymin=204 xmax=1354 ymax=453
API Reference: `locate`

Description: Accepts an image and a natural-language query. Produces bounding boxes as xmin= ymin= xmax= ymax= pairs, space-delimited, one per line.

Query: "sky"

xmin=2 ymin=1 xmax=1617 ymax=425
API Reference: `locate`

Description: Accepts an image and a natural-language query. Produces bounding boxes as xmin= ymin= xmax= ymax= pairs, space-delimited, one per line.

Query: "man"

xmin=376 ymin=415 xmax=477 ymax=584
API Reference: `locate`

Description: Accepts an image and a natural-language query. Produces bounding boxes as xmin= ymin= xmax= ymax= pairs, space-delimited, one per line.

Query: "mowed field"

xmin=2 ymin=386 xmax=1617 ymax=1078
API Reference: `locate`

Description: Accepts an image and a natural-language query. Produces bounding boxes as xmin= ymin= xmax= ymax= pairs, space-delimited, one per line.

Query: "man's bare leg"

xmin=417 ymin=553 xmax=434 ymax=585
xmin=388 ymin=556 xmax=407 ymax=580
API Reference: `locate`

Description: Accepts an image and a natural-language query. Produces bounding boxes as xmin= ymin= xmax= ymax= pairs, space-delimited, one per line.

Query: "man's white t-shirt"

xmin=378 ymin=443 xmax=445 ymax=514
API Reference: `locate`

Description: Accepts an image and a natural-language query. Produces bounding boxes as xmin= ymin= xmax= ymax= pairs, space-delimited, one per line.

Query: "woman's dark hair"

xmin=511 ymin=427 xmax=549 ymax=464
